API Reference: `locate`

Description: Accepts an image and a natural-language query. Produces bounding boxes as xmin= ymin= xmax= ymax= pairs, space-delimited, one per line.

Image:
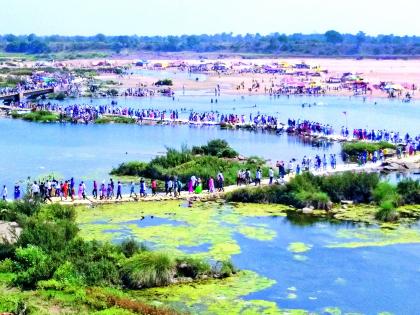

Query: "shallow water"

xmin=0 ymin=116 xmax=339 ymax=191
xmin=44 ymin=94 xmax=420 ymax=134
xmin=76 ymin=201 xmax=420 ymax=314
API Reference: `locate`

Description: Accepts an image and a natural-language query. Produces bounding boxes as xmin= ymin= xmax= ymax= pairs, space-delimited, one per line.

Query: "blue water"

xmin=0 ymin=116 xmax=339 ymax=193
xmin=44 ymin=94 xmax=420 ymax=134
xmin=232 ymin=216 xmax=420 ymax=314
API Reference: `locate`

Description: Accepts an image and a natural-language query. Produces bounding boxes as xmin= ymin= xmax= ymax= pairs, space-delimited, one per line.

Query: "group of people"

xmin=287 ymin=119 xmax=334 ymax=136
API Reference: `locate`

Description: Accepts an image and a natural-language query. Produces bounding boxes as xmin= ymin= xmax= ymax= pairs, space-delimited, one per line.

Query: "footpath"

xmin=54 ymin=154 xmax=420 ymax=206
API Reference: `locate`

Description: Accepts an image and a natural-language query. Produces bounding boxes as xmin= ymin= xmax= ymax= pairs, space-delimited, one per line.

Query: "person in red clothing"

xmin=63 ymin=181 xmax=68 ymax=199
xmin=151 ymin=179 xmax=157 ymax=196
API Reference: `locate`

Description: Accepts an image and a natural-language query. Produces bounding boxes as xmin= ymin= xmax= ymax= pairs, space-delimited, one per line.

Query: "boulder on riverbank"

xmin=381 ymin=160 xmax=420 ymax=172
xmin=0 ymin=221 xmax=22 ymax=244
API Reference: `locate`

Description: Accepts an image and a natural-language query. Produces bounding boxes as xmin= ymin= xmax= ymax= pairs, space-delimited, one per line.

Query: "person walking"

xmin=116 ymin=181 xmax=123 ymax=200
xmin=269 ymin=167 xmax=274 ymax=185
xmin=2 ymin=185 xmax=7 ymax=201
xmin=130 ymin=181 xmax=137 ymax=198
xmin=92 ymin=180 xmax=98 ymax=199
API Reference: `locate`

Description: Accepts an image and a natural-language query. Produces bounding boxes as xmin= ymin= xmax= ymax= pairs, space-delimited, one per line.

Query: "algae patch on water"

xmin=133 ymin=270 xmax=307 ymax=315
xmin=287 ymin=242 xmax=312 ymax=253
xmin=327 ymin=226 xmax=420 ymax=248
xmin=76 ymin=201 xmax=278 ymax=261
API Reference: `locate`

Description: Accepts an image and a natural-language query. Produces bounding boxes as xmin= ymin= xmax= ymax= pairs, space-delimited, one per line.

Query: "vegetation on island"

xmin=111 ymin=139 xmax=266 ymax=188
xmin=154 ymin=79 xmax=173 ymax=86
xmin=227 ymin=172 xmax=420 ymax=223
xmin=341 ymin=141 xmax=396 ymax=157
xmin=10 ymin=110 xmax=61 ymax=123
xmin=94 ymin=116 xmax=137 ymax=124
xmin=0 ymin=196 xmax=236 ymax=314
xmin=1 ymin=32 xmax=420 ymax=57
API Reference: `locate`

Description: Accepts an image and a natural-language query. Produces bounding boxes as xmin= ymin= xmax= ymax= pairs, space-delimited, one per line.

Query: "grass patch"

xmin=11 ymin=110 xmax=60 ymax=123
xmin=342 ymin=141 xmax=396 ymax=157
xmin=95 ymin=116 xmax=136 ymax=124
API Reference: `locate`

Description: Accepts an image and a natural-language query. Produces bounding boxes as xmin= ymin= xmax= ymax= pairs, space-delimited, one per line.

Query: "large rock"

xmin=0 ymin=221 xmax=22 ymax=244
xmin=302 ymin=207 xmax=313 ymax=214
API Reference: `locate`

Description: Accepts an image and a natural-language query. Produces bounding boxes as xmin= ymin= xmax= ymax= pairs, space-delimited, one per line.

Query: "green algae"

xmin=231 ymin=203 xmax=291 ymax=217
xmin=331 ymin=205 xmax=377 ymax=224
xmin=133 ymin=270 xmax=307 ymax=315
xmin=287 ymin=242 xmax=312 ymax=253
xmin=287 ymin=293 xmax=297 ymax=300
xmin=328 ymin=226 xmax=420 ymax=248
xmin=237 ymin=226 xmax=276 ymax=241
xmin=76 ymin=201 xmax=278 ymax=261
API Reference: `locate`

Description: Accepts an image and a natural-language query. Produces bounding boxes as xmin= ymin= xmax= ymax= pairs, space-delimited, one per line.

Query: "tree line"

xmin=1 ymin=31 xmax=419 ymax=56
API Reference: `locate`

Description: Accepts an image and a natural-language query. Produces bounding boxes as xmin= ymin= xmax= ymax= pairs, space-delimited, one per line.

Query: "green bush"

xmin=95 ymin=116 xmax=136 ymax=124
xmin=120 ymin=238 xmax=147 ymax=258
xmin=214 ymin=260 xmax=237 ymax=278
xmin=0 ymin=258 xmax=14 ymax=273
xmin=192 ymin=139 xmax=238 ymax=158
xmin=342 ymin=141 xmax=396 ymax=157
xmin=20 ymin=110 xmax=59 ymax=123
xmin=13 ymin=245 xmax=54 ymax=289
xmin=397 ymin=179 xmax=420 ymax=204
xmin=375 ymin=200 xmax=399 ymax=222
xmin=0 ymin=295 xmax=28 ymax=315
xmin=318 ymin=171 xmax=380 ymax=203
xmin=17 ymin=217 xmax=79 ymax=254
xmin=122 ymin=252 xmax=175 ymax=289
xmin=63 ymin=238 xmax=123 ymax=286
xmin=154 ymin=79 xmax=173 ymax=86
xmin=373 ymin=182 xmax=400 ymax=205
xmin=111 ymin=161 xmax=147 ymax=177
xmin=175 ymin=257 xmax=211 ymax=278
xmin=51 ymin=261 xmax=84 ymax=286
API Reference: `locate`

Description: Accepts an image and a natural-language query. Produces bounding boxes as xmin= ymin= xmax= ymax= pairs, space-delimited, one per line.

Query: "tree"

xmin=325 ymin=30 xmax=343 ymax=44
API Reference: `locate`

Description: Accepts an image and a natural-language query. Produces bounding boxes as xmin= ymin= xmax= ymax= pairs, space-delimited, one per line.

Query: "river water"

xmin=2 ymin=94 xmax=419 ymax=191
xmin=3 ymin=92 xmax=420 ymax=313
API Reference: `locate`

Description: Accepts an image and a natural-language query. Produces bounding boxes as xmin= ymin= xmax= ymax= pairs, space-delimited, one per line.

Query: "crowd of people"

xmin=287 ymin=119 xmax=334 ymax=136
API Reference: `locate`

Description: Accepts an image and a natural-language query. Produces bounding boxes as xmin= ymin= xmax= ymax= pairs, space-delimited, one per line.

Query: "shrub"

xmin=17 ymin=217 xmax=79 ymax=254
xmin=95 ymin=116 xmax=136 ymax=124
xmin=294 ymin=190 xmax=330 ymax=209
xmin=154 ymin=79 xmax=173 ymax=86
xmin=373 ymin=182 xmax=399 ymax=204
xmin=192 ymin=139 xmax=238 ymax=158
xmin=397 ymin=179 xmax=420 ymax=204
xmin=20 ymin=110 xmax=59 ymax=123
xmin=375 ymin=200 xmax=399 ymax=222
xmin=51 ymin=261 xmax=84 ymax=286
xmin=214 ymin=260 xmax=237 ymax=278
xmin=38 ymin=203 xmax=76 ymax=221
xmin=318 ymin=171 xmax=380 ymax=203
xmin=120 ymin=238 xmax=147 ymax=258
xmin=0 ymin=258 xmax=14 ymax=273
xmin=0 ymin=295 xmax=28 ymax=315
xmin=64 ymin=238 xmax=123 ymax=286
xmin=175 ymin=257 xmax=211 ymax=278
xmin=13 ymin=245 xmax=54 ymax=289
xmin=111 ymin=161 xmax=147 ymax=177
xmin=342 ymin=141 xmax=396 ymax=157
xmin=122 ymin=252 xmax=175 ymax=289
